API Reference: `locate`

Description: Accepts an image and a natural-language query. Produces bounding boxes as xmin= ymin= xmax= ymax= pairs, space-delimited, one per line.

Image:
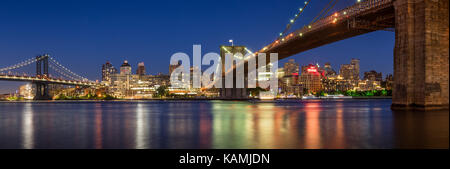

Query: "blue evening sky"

xmin=0 ymin=0 xmax=394 ymax=93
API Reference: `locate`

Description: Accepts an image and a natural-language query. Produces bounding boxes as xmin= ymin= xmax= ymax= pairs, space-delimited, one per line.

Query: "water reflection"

xmin=135 ymin=103 xmax=148 ymax=149
xmin=22 ymin=102 xmax=34 ymax=149
xmin=94 ymin=104 xmax=102 ymax=149
xmin=0 ymin=100 xmax=447 ymax=149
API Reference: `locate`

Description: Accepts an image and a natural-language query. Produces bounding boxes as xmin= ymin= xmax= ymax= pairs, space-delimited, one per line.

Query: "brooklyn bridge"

xmin=0 ymin=0 xmax=448 ymax=110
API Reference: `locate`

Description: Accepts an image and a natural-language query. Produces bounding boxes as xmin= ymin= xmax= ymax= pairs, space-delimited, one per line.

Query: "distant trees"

xmin=311 ymin=89 xmax=392 ymax=97
xmin=154 ymin=86 xmax=169 ymax=98
xmin=54 ymin=93 xmax=116 ymax=100
xmin=248 ymin=87 xmax=267 ymax=97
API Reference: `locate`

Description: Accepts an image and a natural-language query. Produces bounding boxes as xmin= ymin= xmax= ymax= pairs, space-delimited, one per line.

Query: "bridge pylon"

xmin=219 ymin=46 xmax=249 ymax=100
xmin=392 ymin=0 xmax=449 ymax=110
xmin=34 ymin=54 xmax=52 ymax=100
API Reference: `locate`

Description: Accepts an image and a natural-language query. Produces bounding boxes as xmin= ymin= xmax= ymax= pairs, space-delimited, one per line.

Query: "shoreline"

xmin=0 ymin=96 xmax=392 ymax=102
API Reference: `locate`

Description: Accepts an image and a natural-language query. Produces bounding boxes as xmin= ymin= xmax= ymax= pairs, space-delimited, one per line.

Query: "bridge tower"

xmin=34 ymin=54 xmax=52 ymax=100
xmin=392 ymin=0 xmax=449 ymax=110
xmin=220 ymin=46 xmax=248 ymax=99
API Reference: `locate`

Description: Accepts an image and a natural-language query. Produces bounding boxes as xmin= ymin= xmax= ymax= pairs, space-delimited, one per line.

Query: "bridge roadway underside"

xmin=264 ymin=4 xmax=395 ymax=60
xmin=226 ymin=0 xmax=448 ymax=110
xmin=0 ymin=77 xmax=93 ymax=86
xmin=0 ymin=77 xmax=94 ymax=100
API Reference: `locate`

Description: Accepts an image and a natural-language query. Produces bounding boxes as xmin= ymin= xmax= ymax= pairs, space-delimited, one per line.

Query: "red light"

xmin=292 ymin=73 xmax=298 ymax=76
xmin=307 ymin=68 xmax=317 ymax=73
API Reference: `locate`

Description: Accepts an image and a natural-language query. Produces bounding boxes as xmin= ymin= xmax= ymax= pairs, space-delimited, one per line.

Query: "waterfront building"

xmin=109 ymin=60 xmax=172 ymax=98
xmin=109 ymin=60 xmax=133 ymax=98
xmin=299 ymin=64 xmax=323 ymax=94
xmin=384 ymin=74 xmax=394 ymax=90
xmin=322 ymin=75 xmax=353 ymax=92
xmin=19 ymin=84 xmax=34 ymax=99
xmin=356 ymin=80 xmax=382 ymax=91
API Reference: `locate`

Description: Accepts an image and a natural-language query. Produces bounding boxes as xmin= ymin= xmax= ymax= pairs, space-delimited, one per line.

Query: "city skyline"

xmin=0 ymin=0 xmax=448 ymax=153
xmin=0 ymin=0 xmax=394 ymax=93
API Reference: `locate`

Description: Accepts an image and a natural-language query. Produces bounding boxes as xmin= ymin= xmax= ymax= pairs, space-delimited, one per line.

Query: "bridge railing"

xmin=261 ymin=0 xmax=393 ymax=52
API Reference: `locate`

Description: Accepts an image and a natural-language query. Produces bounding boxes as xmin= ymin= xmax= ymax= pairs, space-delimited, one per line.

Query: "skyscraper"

xmin=169 ymin=61 xmax=181 ymax=76
xmin=323 ymin=62 xmax=336 ymax=77
xmin=136 ymin=62 xmax=146 ymax=75
xmin=120 ymin=60 xmax=132 ymax=75
xmin=284 ymin=59 xmax=300 ymax=76
xmin=102 ymin=61 xmax=117 ymax=82
xmin=299 ymin=64 xmax=323 ymax=93
xmin=339 ymin=58 xmax=360 ymax=81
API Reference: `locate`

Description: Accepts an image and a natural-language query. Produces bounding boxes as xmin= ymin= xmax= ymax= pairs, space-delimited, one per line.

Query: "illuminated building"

xmin=339 ymin=58 xmax=360 ymax=81
xmin=101 ymin=61 xmax=117 ymax=82
xmin=19 ymin=84 xmax=34 ymax=99
xmin=322 ymin=75 xmax=353 ymax=92
xmin=129 ymin=74 xmax=170 ymax=98
xmin=299 ymin=64 xmax=323 ymax=94
xmin=323 ymin=62 xmax=336 ymax=77
xmin=120 ymin=60 xmax=132 ymax=75
xmin=283 ymin=59 xmax=299 ymax=76
xmin=136 ymin=62 xmax=146 ymax=75
xmin=385 ymin=74 xmax=393 ymax=90
xmin=109 ymin=60 xmax=133 ymax=98
xmin=363 ymin=70 xmax=383 ymax=81
xmin=169 ymin=61 xmax=181 ymax=76
xmin=355 ymin=80 xmax=382 ymax=91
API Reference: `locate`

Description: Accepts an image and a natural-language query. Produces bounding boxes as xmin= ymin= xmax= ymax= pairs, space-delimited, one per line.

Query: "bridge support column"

xmin=34 ymin=54 xmax=52 ymax=100
xmin=392 ymin=0 xmax=449 ymax=110
xmin=219 ymin=46 xmax=248 ymax=100
xmin=34 ymin=82 xmax=51 ymax=100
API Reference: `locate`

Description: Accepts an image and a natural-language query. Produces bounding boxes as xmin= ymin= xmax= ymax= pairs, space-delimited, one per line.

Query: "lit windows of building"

xmin=101 ymin=61 xmax=117 ymax=82
xmin=363 ymin=70 xmax=383 ymax=81
xmin=283 ymin=59 xmax=300 ymax=76
xmin=339 ymin=58 xmax=360 ymax=81
xmin=299 ymin=64 xmax=324 ymax=94
xmin=136 ymin=62 xmax=146 ymax=76
xmin=120 ymin=60 xmax=132 ymax=75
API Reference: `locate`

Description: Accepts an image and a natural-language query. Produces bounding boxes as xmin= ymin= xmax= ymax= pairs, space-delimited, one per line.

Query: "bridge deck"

xmin=0 ymin=75 xmax=97 ymax=86
xmin=260 ymin=0 xmax=394 ymax=60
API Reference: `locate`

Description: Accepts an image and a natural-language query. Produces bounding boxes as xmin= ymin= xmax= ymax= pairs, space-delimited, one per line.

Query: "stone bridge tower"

xmin=392 ymin=0 xmax=449 ymax=110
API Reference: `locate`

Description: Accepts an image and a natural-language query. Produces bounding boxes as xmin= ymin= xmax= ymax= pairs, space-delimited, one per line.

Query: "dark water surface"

xmin=0 ymin=99 xmax=448 ymax=149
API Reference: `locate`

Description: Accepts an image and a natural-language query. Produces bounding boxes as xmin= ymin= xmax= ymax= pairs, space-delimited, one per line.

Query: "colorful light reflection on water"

xmin=0 ymin=100 xmax=448 ymax=149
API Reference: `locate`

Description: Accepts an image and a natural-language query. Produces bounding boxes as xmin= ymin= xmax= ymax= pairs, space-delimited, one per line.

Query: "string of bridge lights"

xmin=261 ymin=0 xmax=365 ymax=52
xmin=278 ymin=0 xmax=312 ymax=39
xmin=0 ymin=57 xmax=38 ymax=72
xmin=48 ymin=64 xmax=81 ymax=81
xmin=48 ymin=56 xmax=89 ymax=81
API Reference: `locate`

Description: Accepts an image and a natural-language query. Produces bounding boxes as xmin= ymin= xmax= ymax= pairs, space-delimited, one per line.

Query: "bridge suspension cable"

xmin=0 ymin=57 xmax=39 ymax=72
xmin=48 ymin=63 xmax=81 ymax=81
xmin=278 ymin=0 xmax=312 ymax=39
xmin=47 ymin=56 xmax=90 ymax=81
xmin=309 ymin=0 xmax=339 ymax=25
